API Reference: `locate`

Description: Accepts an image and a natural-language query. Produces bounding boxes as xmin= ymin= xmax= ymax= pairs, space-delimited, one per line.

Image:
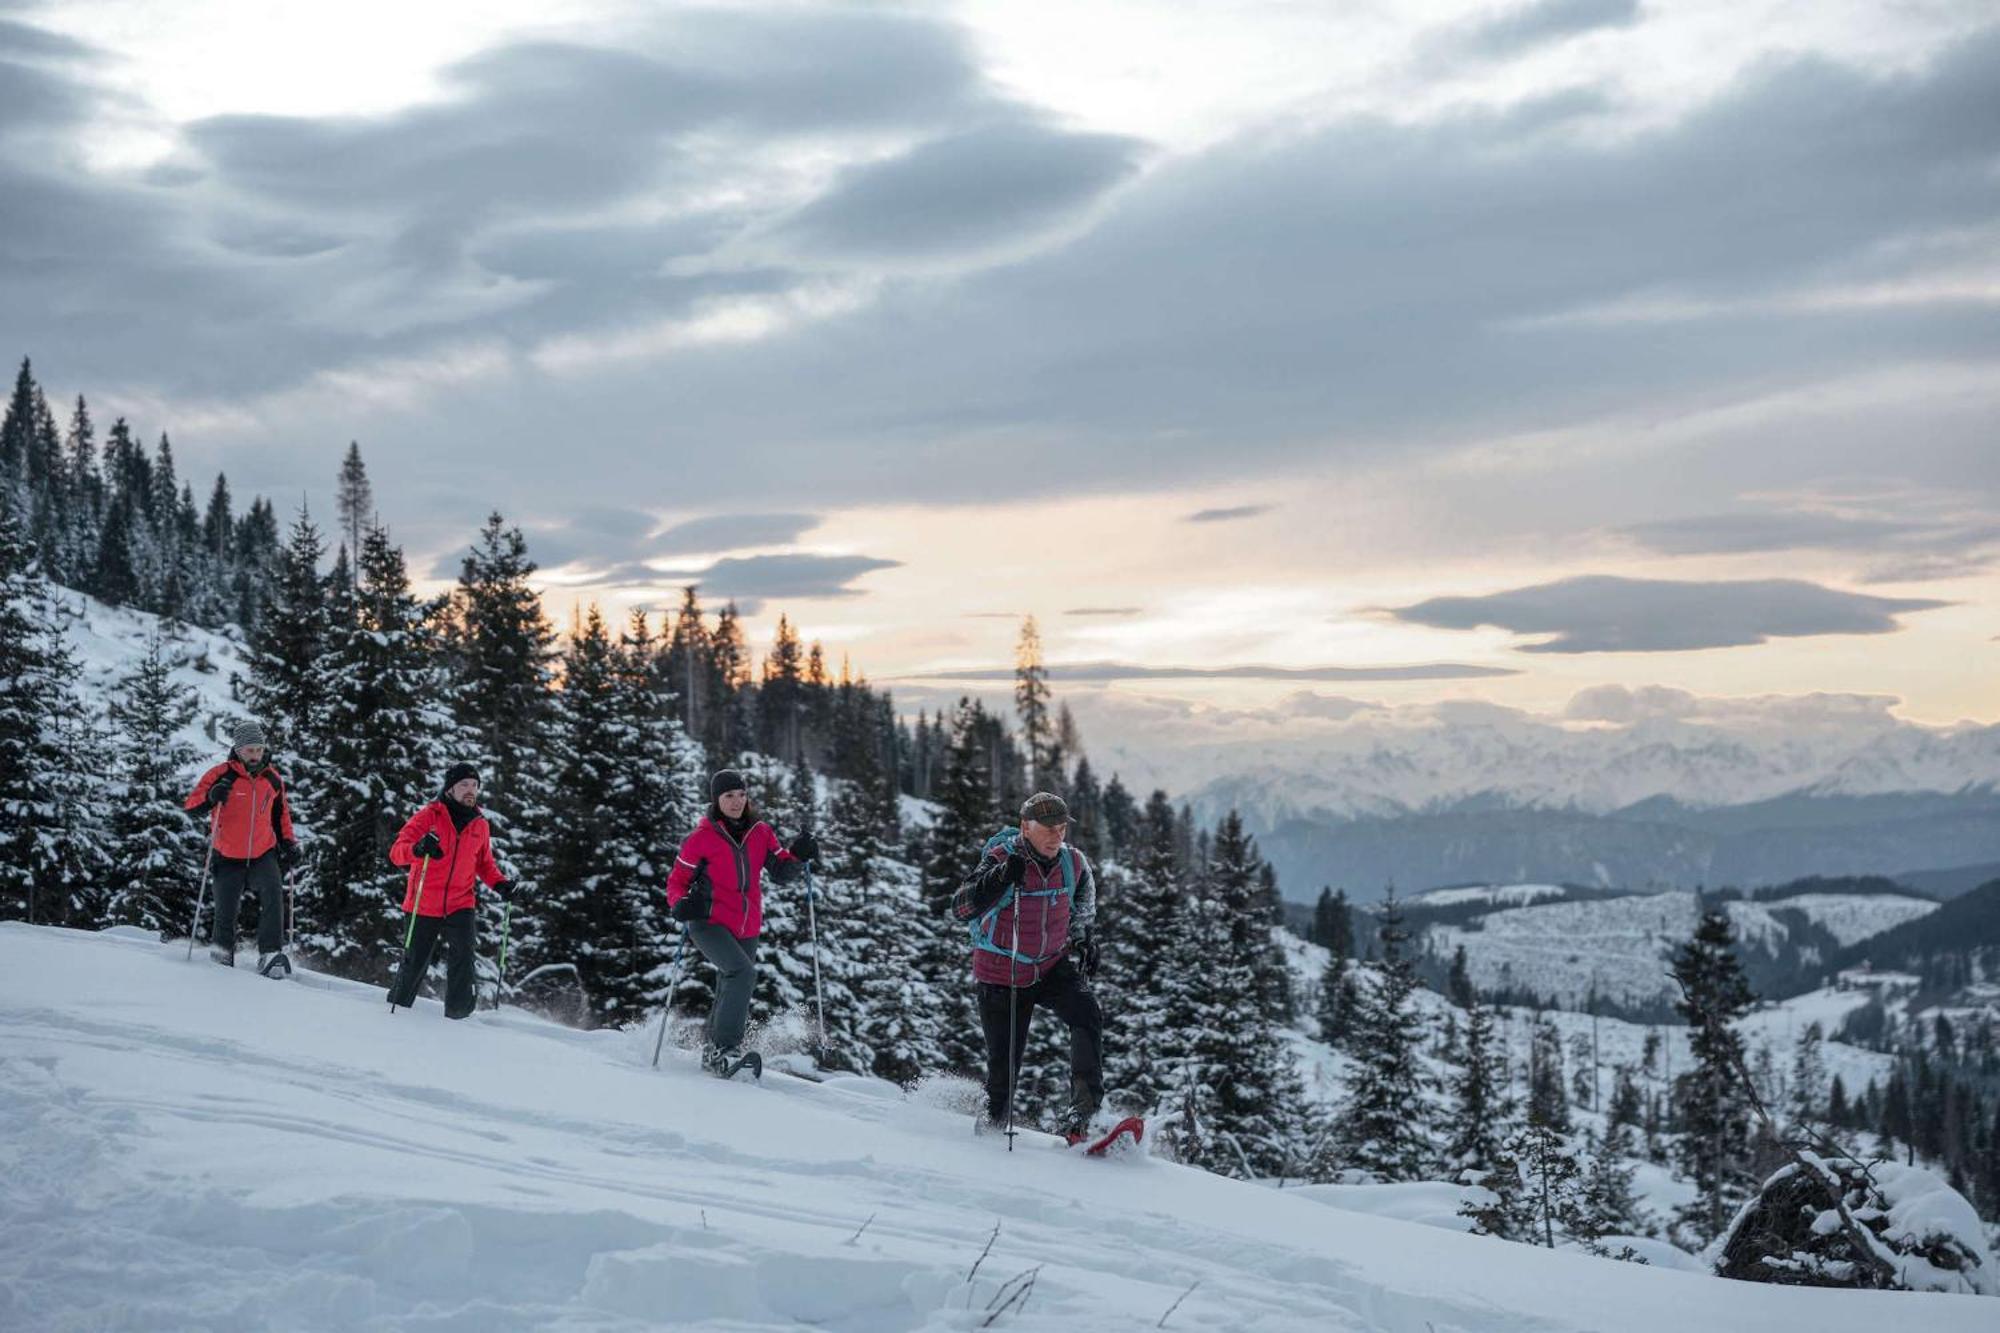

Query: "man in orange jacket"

xmin=184 ymin=720 xmax=300 ymax=974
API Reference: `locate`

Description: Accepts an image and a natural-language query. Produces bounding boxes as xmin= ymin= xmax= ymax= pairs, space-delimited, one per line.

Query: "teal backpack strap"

xmin=968 ymin=831 xmax=1075 ymax=965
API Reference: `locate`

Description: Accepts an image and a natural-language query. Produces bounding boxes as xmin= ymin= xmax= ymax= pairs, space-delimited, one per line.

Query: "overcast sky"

xmin=6 ymin=0 xmax=1997 ymax=760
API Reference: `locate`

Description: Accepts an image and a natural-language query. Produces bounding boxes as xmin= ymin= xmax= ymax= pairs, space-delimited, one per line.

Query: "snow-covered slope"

xmin=50 ymin=584 xmax=249 ymax=753
xmin=7 ymin=923 xmax=1990 ymax=1331
xmin=1421 ymin=888 xmax=1938 ymax=1010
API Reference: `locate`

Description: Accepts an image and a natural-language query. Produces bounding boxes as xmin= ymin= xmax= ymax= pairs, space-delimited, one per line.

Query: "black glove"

xmin=1001 ymin=852 xmax=1029 ymax=886
xmin=672 ymin=862 xmax=712 ymax=922
xmin=205 ymin=772 xmax=237 ymax=809
xmin=492 ymin=878 xmax=516 ymax=903
xmin=788 ymin=831 xmax=820 ymax=864
xmin=1076 ymin=931 xmax=1101 ymax=977
xmin=278 ymin=839 xmax=302 ymax=870
xmin=412 ymin=830 xmax=444 ymax=860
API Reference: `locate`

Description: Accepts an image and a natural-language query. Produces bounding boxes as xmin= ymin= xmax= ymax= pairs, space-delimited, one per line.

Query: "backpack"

xmin=968 ymin=826 xmax=1078 ymax=966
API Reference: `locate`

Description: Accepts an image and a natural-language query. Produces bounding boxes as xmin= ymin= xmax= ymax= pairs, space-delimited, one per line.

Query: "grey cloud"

xmin=651 ymin=513 xmax=820 ymax=555
xmin=432 ymin=508 xmax=822 ymax=577
xmin=1618 ymin=505 xmax=2000 ymax=582
xmin=899 ymin=661 xmax=1520 ymax=682
xmin=0 ymin=18 xmax=100 ymax=63
xmin=1392 ymin=575 xmax=1950 ymax=653
xmin=1456 ymin=0 xmax=1641 ymax=58
xmin=773 ymin=121 xmax=1145 ymax=260
xmin=1621 ymin=510 xmax=1922 ymax=556
xmin=1185 ymin=505 xmax=1273 ymax=524
xmin=689 ymin=552 xmax=901 ymax=602
xmin=9 ymin=15 xmax=2000 ymax=554
xmin=1065 ymin=607 xmax=1143 ymax=617
xmin=1564 ymin=683 xmax=1701 ymax=723
xmin=1280 ymin=691 xmax=1383 ymax=721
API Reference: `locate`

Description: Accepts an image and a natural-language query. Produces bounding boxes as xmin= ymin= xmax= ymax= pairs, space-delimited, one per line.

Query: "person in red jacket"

xmin=664 ymin=770 xmax=819 ymax=1074
xmin=386 ymin=762 xmax=516 ymax=1019
xmin=184 ymin=720 xmax=300 ymax=974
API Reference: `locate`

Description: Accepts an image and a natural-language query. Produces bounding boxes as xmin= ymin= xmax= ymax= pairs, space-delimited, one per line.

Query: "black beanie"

xmin=710 ymin=769 xmax=747 ymax=800
xmin=441 ymin=763 xmax=480 ymax=797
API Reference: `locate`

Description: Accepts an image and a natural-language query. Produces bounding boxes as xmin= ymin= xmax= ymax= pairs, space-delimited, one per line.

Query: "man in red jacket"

xmin=184 ymin=720 xmax=300 ymax=974
xmin=386 ymin=762 xmax=515 ymax=1019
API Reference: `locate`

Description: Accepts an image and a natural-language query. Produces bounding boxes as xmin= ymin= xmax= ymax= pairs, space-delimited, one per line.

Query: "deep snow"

xmin=2 ymin=924 xmax=1992 ymax=1331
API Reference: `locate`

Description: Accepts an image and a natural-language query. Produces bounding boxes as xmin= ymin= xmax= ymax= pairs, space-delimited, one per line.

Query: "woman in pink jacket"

xmin=665 ymin=770 xmax=818 ymax=1074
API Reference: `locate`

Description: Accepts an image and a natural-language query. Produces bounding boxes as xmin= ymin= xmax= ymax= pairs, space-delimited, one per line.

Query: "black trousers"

xmin=211 ymin=850 xmax=282 ymax=955
xmin=388 ymin=908 xmax=477 ymax=1019
xmin=977 ymin=958 xmax=1104 ymax=1124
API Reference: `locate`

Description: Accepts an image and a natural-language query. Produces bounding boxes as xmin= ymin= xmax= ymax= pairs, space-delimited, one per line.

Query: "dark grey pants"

xmin=388 ymin=908 xmax=477 ymax=1019
xmin=211 ymin=850 xmax=282 ymax=955
xmin=687 ymin=922 xmax=758 ymax=1051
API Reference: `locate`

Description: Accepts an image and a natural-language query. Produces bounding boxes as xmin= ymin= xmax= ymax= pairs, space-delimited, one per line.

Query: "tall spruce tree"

xmin=238 ymin=505 xmax=329 ymax=757
xmin=334 ymin=443 xmax=372 ymax=580
xmin=1330 ymin=890 xmax=1434 ymax=1181
xmin=1446 ymin=992 xmax=1514 ymax=1180
xmin=302 ymin=527 xmax=458 ymax=978
xmin=0 ymin=502 xmax=97 ymax=925
xmin=1013 ymin=616 xmax=1056 ymax=790
xmin=1670 ymin=909 xmax=1757 ymax=1246
xmin=104 ymin=634 xmax=204 ymax=934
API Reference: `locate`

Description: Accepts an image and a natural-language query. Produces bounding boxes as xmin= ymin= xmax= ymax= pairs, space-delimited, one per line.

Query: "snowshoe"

xmin=702 ymin=1044 xmax=762 ymax=1080
xmin=1073 ymin=1117 xmax=1145 ymax=1158
xmin=257 ymin=952 xmax=292 ymax=979
xmin=208 ymin=945 xmax=235 ymax=967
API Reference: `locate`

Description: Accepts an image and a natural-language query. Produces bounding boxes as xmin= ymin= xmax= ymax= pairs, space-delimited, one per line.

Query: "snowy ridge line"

xmin=7 ymin=922 xmax=1996 ymax=1331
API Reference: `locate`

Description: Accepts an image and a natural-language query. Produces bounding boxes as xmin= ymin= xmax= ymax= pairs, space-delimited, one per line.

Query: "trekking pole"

xmin=651 ymin=928 xmax=691 ymax=1068
xmin=804 ymin=859 xmax=827 ymax=1057
xmin=185 ymin=806 xmax=219 ymax=961
xmin=494 ymin=901 xmax=513 ymax=1011
xmin=1005 ymin=904 xmax=1022 ymax=1152
xmin=391 ymin=856 xmax=432 ymax=1013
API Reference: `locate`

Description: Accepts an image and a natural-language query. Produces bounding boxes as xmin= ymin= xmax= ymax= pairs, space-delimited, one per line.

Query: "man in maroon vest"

xmin=952 ymin=791 xmax=1103 ymax=1138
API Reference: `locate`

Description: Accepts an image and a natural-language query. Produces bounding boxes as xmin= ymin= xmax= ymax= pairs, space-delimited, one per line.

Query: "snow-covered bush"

xmin=1714 ymin=1152 xmax=1995 ymax=1296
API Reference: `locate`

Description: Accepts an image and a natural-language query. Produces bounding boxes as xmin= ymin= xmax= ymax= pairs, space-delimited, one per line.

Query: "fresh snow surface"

xmin=1409 ymin=884 xmax=1573 ymax=909
xmin=6 ymin=925 xmax=1992 ymax=1331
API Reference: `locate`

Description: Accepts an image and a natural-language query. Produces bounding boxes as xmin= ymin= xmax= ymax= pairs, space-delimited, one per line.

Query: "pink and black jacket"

xmin=952 ymin=827 xmax=1098 ymax=987
xmin=665 ymin=814 xmax=804 ymax=940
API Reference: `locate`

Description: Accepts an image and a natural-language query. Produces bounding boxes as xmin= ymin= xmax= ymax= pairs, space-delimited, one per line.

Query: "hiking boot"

xmin=209 ymin=944 xmax=235 ymax=967
xmin=700 ymin=1042 xmax=732 ymax=1075
xmin=257 ymin=952 xmax=291 ymax=978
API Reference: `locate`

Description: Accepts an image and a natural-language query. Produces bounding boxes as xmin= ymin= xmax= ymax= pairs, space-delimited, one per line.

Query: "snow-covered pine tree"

xmin=334 ymin=443 xmax=371 ymax=585
xmin=1571 ymin=1128 xmax=1646 ymax=1254
xmin=533 ymin=605 xmax=635 ymax=1024
xmin=1180 ymin=812 xmax=1306 ymax=1177
xmin=104 ymin=633 xmax=204 ymax=934
xmin=1786 ymin=1021 xmax=1828 ymax=1137
xmin=1513 ymin=1118 xmax=1585 ymax=1248
xmin=301 ymin=527 xmax=458 ymax=979
xmin=1099 ymin=789 xmax=1186 ymax=1114
xmin=1528 ymin=1015 xmax=1572 ymax=1132
xmin=1670 ymin=909 xmax=1757 ymax=1246
xmin=917 ymin=698 xmax=999 ymax=1074
xmin=0 ymin=500 xmax=98 ymax=926
xmin=1330 ymin=889 xmax=1434 ymax=1182
xmin=830 ymin=758 xmax=942 ymax=1085
xmin=237 ymin=505 xmax=329 ymax=759
xmin=1446 ymin=991 xmax=1515 ymax=1181
xmin=443 ymin=512 xmax=556 ymax=852
xmin=610 ymin=609 xmax=707 ymax=1024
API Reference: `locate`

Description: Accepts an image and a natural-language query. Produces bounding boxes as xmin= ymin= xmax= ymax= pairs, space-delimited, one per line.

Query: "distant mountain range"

xmin=1175 ymin=711 xmax=2000 ymax=901
xmin=1237 ymin=790 xmax=2000 ymax=905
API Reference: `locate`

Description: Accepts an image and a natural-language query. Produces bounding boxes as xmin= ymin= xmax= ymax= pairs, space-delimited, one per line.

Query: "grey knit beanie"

xmin=231 ymin=721 xmax=269 ymax=750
